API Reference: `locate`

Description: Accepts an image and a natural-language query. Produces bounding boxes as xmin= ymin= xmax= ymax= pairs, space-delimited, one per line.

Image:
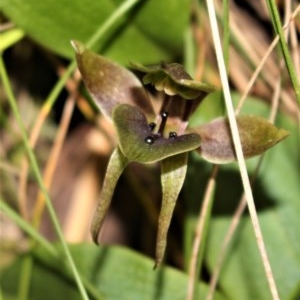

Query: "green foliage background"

xmin=1 ymin=0 xmax=299 ymax=299
xmin=1 ymin=0 xmax=190 ymax=63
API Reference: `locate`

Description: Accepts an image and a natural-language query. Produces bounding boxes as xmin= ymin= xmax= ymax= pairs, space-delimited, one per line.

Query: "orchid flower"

xmin=71 ymin=40 xmax=288 ymax=267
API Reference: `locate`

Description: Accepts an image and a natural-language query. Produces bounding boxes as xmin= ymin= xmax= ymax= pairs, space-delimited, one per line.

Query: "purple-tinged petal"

xmin=71 ymin=40 xmax=155 ymax=120
xmin=195 ymin=115 xmax=289 ymax=164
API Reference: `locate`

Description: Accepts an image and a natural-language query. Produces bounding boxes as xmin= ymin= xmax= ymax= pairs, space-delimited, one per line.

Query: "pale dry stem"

xmin=205 ymin=193 xmax=247 ymax=300
xmin=204 ymin=3 xmax=298 ymax=300
xmin=186 ymin=165 xmax=218 ymax=300
xmin=186 ymin=2 xmax=299 ymax=298
xmin=32 ymin=94 xmax=76 ymax=227
xmin=205 ymin=1 xmax=283 ymax=299
xmin=31 ymin=70 xmax=81 ymax=228
xmin=206 ymin=58 xmax=284 ymax=300
xmin=18 ymin=108 xmax=49 ymax=220
xmin=229 ymin=3 xmax=300 ymax=119
xmin=17 ymin=66 xmax=80 ymax=227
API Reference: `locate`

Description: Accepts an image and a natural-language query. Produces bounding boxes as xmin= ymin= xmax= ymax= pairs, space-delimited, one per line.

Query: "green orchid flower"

xmin=71 ymin=40 xmax=289 ymax=267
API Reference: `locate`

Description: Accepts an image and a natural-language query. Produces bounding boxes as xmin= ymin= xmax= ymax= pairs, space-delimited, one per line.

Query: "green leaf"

xmin=72 ymin=40 xmax=154 ymax=120
xmin=195 ymin=115 xmax=289 ymax=164
xmin=1 ymin=0 xmax=192 ymax=63
xmin=155 ymin=153 xmax=188 ymax=267
xmin=131 ymin=61 xmax=216 ymax=99
xmin=113 ymin=104 xmax=201 ymax=163
xmin=1 ymin=244 xmax=227 ymax=300
xmin=90 ymin=147 xmax=128 ymax=244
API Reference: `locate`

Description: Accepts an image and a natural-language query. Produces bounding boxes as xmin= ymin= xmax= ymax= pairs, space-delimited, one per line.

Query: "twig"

xmin=206 ymin=154 xmax=268 ymax=300
xmin=31 ymin=71 xmax=80 ymax=228
xmin=186 ymin=165 xmax=218 ymax=300
xmin=236 ymin=4 xmax=300 ymax=114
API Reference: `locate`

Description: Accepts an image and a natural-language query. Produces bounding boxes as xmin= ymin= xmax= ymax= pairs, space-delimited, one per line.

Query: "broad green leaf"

xmin=90 ymin=147 xmax=128 ymax=244
xmin=113 ymin=104 xmax=201 ymax=163
xmin=1 ymin=0 xmax=191 ymax=64
xmin=131 ymin=61 xmax=216 ymax=99
xmin=1 ymin=244 xmax=227 ymax=300
xmin=155 ymin=153 xmax=188 ymax=267
xmin=72 ymin=40 xmax=154 ymax=120
xmin=195 ymin=115 xmax=289 ymax=164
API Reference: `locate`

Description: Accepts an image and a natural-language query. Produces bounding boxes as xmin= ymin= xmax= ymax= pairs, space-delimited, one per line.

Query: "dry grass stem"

xmin=32 ymin=94 xmax=76 ymax=227
xmin=205 ymin=195 xmax=247 ymax=300
xmin=186 ymin=165 xmax=218 ymax=300
xmin=206 ymin=51 xmax=283 ymax=300
xmin=17 ymin=69 xmax=78 ymax=220
xmin=206 ymin=1 xmax=281 ymax=299
xmin=231 ymin=3 xmax=300 ymax=118
xmin=18 ymin=108 xmax=48 ymax=220
xmin=205 ymin=3 xmax=292 ymax=297
xmin=187 ymin=2 xmax=292 ymax=298
xmin=17 ymin=66 xmax=80 ymax=225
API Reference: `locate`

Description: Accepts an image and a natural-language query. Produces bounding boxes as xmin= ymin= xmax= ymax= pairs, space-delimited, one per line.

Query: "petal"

xmin=130 ymin=61 xmax=216 ymax=99
xmin=195 ymin=115 xmax=289 ymax=164
xmin=112 ymin=104 xmax=201 ymax=163
xmin=90 ymin=147 xmax=128 ymax=243
xmin=155 ymin=153 xmax=188 ymax=268
xmin=71 ymin=40 xmax=155 ymax=120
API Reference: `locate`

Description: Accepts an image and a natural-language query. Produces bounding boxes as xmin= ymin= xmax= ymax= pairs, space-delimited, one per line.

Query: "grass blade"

xmin=0 ymin=56 xmax=90 ymax=300
xmin=266 ymin=1 xmax=300 ymax=103
xmin=205 ymin=1 xmax=280 ymax=299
